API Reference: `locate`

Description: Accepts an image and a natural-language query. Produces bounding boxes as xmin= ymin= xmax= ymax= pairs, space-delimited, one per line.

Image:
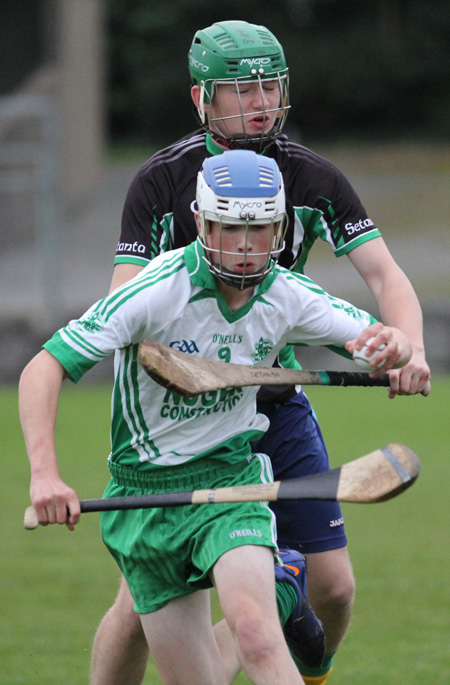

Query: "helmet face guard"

xmin=199 ymin=215 xmax=286 ymax=290
xmin=200 ymin=72 xmax=289 ymax=150
xmin=189 ymin=21 xmax=290 ymax=149
xmin=196 ymin=150 xmax=287 ymax=290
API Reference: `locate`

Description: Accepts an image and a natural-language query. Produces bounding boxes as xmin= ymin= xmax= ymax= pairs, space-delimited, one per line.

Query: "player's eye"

xmin=221 ymin=224 xmax=240 ymax=231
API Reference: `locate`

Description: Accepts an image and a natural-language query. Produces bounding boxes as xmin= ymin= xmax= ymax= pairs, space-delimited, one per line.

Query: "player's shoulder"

xmin=273 ymin=135 xmax=340 ymax=172
xmin=265 ymin=266 xmax=329 ymax=314
xmin=138 ymin=130 xmax=207 ymax=178
xmin=141 ymin=246 xmax=186 ymax=274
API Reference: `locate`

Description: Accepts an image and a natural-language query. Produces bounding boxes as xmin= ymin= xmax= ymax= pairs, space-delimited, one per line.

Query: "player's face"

xmin=206 ymin=221 xmax=273 ymax=275
xmin=207 ymin=80 xmax=282 ymax=139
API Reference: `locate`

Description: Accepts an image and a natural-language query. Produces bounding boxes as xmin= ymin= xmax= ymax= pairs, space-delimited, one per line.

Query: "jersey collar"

xmin=184 ymin=239 xmax=218 ymax=290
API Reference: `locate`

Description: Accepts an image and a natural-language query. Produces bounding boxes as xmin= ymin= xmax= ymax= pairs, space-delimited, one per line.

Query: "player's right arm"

xmin=19 ymin=350 xmax=80 ymax=530
xmin=109 ymin=263 xmax=144 ymax=293
xmin=109 ymin=169 xmax=168 ymax=293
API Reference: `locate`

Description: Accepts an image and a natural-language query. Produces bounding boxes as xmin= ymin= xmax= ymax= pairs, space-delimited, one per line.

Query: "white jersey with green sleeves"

xmin=44 ymin=239 xmax=376 ymax=470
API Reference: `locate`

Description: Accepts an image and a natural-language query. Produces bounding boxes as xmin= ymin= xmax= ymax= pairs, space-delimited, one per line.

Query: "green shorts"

xmin=100 ymin=454 xmax=277 ymax=614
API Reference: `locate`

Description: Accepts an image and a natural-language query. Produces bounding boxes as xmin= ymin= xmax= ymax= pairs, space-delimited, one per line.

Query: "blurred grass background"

xmin=3 ymin=374 xmax=449 ymax=684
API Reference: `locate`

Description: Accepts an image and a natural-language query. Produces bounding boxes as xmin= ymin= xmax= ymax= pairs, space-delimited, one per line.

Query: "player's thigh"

xmin=114 ymin=573 xmax=138 ymax=610
xmin=212 ymin=545 xmax=279 ymax=630
xmin=111 ymin=573 xmax=143 ymax=633
xmin=140 ymin=589 xmax=225 ymax=685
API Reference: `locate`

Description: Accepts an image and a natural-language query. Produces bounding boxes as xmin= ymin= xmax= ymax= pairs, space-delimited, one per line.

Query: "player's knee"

xmin=234 ymin=614 xmax=279 ymax=667
xmin=317 ymin=569 xmax=355 ymax=610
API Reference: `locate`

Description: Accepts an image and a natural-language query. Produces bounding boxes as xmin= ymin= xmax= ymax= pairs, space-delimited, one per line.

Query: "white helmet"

xmin=196 ymin=150 xmax=287 ymax=290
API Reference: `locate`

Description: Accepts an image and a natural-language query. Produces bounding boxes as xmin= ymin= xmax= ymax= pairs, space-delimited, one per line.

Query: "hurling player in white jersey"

xmin=20 ymin=151 xmax=411 ymax=685
xmin=95 ymin=20 xmax=429 ymax=685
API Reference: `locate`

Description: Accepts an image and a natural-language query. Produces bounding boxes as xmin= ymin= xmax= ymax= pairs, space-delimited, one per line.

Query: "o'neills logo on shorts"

xmin=230 ymin=528 xmax=263 ymax=539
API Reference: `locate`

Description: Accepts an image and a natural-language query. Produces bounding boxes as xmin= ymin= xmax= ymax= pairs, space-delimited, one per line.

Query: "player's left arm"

xmin=347 ymin=236 xmax=430 ymax=397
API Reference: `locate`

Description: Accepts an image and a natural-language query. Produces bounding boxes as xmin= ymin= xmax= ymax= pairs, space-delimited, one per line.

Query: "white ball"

xmin=353 ymin=337 xmax=386 ymax=371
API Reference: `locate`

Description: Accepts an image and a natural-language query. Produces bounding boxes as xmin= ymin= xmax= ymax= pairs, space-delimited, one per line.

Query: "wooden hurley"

xmin=24 ymin=443 xmax=420 ymax=529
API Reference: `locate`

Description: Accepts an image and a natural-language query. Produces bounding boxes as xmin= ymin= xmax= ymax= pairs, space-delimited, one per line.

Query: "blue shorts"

xmin=252 ymin=390 xmax=347 ymax=554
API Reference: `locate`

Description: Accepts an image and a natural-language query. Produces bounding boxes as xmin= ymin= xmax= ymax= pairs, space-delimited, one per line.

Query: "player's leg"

xmin=212 ymin=544 xmax=304 ymax=685
xmin=90 ymin=573 xmax=241 ymax=685
xmin=140 ymin=589 xmax=227 ymax=685
xmin=253 ymin=390 xmax=355 ymax=681
xmin=305 ymin=547 xmax=355 ymax=655
xmin=211 ymin=548 xmax=324 ymax=682
xmin=90 ymin=575 xmax=148 ymax=685
xmin=213 ymin=616 xmax=242 ymax=682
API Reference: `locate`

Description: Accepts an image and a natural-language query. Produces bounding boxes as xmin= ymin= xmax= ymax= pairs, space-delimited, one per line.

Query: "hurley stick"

xmin=24 ymin=443 xmax=420 ymax=529
xmin=137 ymin=339 xmax=430 ymax=398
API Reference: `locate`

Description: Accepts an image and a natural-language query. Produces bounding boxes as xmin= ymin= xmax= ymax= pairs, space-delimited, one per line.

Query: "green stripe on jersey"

xmin=333 ymin=229 xmax=381 ymax=257
xmin=43 ymin=332 xmax=102 ymax=382
xmin=111 ymin=345 xmax=156 ymax=463
xmin=96 ymin=251 xmax=185 ymax=323
xmin=114 ymin=255 xmax=149 ymax=267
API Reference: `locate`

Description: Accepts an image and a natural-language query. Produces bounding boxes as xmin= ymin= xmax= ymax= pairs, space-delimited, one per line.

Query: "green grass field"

xmin=3 ymin=377 xmax=450 ymax=684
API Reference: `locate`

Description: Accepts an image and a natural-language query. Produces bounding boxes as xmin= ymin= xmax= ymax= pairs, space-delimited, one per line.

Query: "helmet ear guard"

xmin=196 ymin=150 xmax=287 ymax=290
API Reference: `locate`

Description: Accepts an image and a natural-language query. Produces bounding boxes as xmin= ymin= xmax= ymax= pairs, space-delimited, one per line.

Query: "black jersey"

xmin=116 ymin=130 xmax=381 ymax=271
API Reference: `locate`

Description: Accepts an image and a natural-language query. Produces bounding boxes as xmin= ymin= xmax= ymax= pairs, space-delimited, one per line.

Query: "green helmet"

xmin=188 ymin=21 xmax=290 ymax=148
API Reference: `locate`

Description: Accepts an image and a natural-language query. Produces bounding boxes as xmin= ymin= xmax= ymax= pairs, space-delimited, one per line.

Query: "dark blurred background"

xmin=1 ymin=0 xmax=449 ymax=381
xmin=107 ymin=0 xmax=450 ymax=145
xmin=2 ymin=0 xmax=450 ymax=145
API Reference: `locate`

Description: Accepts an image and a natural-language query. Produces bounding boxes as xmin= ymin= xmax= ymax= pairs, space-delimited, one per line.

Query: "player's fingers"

xmin=33 ymin=503 xmax=50 ymax=526
xmin=421 ymin=380 xmax=431 ymax=397
xmin=386 ymin=370 xmax=400 ymax=398
xmin=353 ymin=322 xmax=384 ymax=351
xmin=54 ymin=498 xmax=69 ymax=525
xmin=46 ymin=501 xmax=58 ymax=524
xmin=66 ymin=496 xmax=81 ymax=531
xmin=397 ymin=367 xmax=430 ymax=396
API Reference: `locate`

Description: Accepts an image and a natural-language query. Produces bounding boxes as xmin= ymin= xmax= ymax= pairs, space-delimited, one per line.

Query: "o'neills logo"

xmin=230 ymin=528 xmax=263 ymax=539
xmin=240 ymin=57 xmax=271 ymax=68
xmin=116 ymin=241 xmax=146 ymax=254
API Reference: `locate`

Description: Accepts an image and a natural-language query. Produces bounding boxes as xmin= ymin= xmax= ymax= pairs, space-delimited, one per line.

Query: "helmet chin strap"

xmin=210 ymin=135 xmax=241 ymax=150
xmin=211 ymin=133 xmax=274 ymax=153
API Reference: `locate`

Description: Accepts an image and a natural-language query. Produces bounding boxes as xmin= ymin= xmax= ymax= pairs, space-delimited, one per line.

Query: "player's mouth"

xmin=234 ymin=261 xmax=256 ymax=273
xmin=247 ymin=114 xmax=270 ymax=131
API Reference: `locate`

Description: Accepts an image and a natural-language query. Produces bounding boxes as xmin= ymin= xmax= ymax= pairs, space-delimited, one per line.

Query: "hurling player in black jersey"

xmin=91 ymin=21 xmax=430 ymax=685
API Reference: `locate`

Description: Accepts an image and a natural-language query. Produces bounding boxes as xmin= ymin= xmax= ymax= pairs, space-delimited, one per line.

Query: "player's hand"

xmin=30 ymin=473 xmax=81 ymax=531
xmin=346 ymin=322 xmax=412 ymax=378
xmin=386 ymin=351 xmax=431 ymax=399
